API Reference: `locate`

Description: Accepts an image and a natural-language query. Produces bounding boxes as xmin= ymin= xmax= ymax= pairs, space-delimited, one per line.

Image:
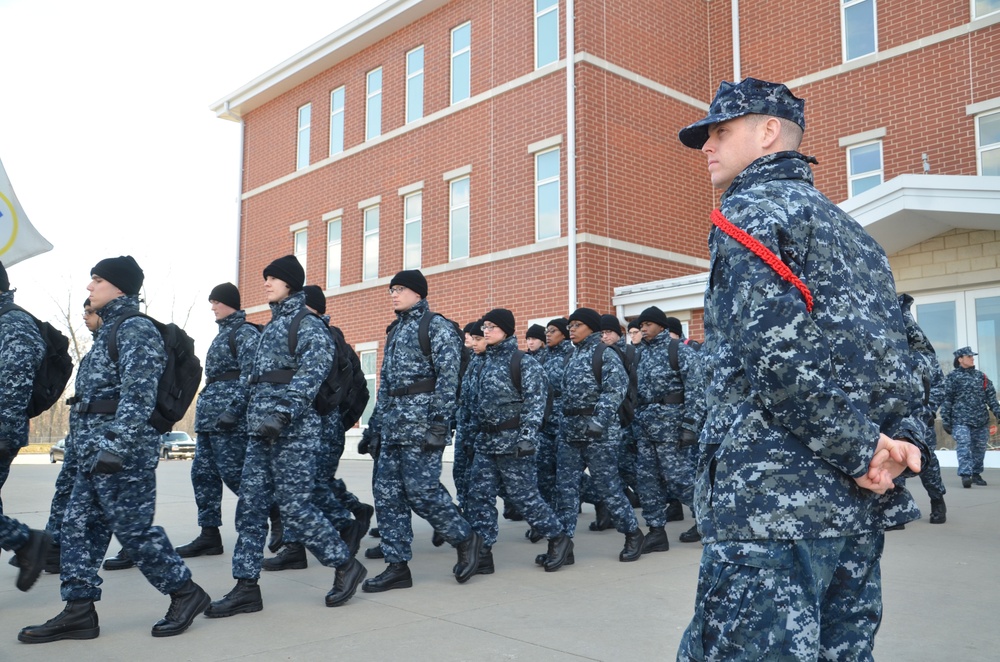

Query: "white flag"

xmin=0 ymin=156 xmax=53 ymax=267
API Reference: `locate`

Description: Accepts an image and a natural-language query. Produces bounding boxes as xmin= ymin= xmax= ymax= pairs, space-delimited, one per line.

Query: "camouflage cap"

xmin=954 ymin=346 xmax=978 ymax=358
xmin=678 ymin=77 xmax=805 ymax=149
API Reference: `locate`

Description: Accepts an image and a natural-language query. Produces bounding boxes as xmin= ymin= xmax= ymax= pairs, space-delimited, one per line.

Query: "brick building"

xmin=212 ymin=0 xmax=1000 ymax=426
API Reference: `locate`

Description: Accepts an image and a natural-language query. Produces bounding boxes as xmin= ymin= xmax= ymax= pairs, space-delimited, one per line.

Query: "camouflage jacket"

xmin=476 ymin=336 xmax=547 ymax=455
xmin=560 ymin=332 xmax=626 ymax=444
xmin=541 ymin=339 xmax=573 ymax=436
xmin=455 ymin=352 xmax=484 ymax=449
xmin=195 ymin=310 xmax=259 ymax=433
xmin=699 ymin=151 xmax=925 ymax=542
xmin=246 ymin=291 xmax=333 ymax=439
xmin=527 ymin=345 xmax=549 ymax=365
xmin=0 ymin=291 xmax=45 ymax=447
xmin=941 ymin=366 xmax=1000 ymax=429
xmin=75 ymin=295 xmax=164 ymax=470
xmin=898 ymin=294 xmax=945 ymax=425
xmin=368 ymin=299 xmax=461 ymax=447
xmin=633 ymin=329 xmax=706 ymax=442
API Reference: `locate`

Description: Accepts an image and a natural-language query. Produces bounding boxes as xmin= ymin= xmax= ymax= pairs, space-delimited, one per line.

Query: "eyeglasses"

xmin=388 ymin=286 xmax=407 ymax=295
xmin=567 ymin=322 xmax=584 ymax=330
xmin=481 ymin=323 xmax=498 ymax=333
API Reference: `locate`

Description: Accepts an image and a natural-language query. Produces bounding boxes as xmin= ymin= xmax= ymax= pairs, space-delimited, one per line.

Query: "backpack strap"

xmin=591 ymin=345 xmax=604 ymax=387
xmin=510 ymin=349 xmax=525 ymax=396
xmin=668 ymin=338 xmax=680 ymax=372
xmin=287 ymin=308 xmax=314 ymax=356
xmin=228 ymin=321 xmax=251 ymax=358
xmin=711 ymin=208 xmax=814 ymax=312
xmin=107 ymin=310 xmax=144 ymax=363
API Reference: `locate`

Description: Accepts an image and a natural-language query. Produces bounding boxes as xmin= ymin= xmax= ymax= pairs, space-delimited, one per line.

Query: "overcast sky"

xmin=0 ymin=0 xmax=383 ymax=349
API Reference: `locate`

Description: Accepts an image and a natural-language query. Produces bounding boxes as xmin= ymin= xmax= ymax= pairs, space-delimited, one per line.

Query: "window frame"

xmin=293 ymin=228 xmax=307 ymax=274
xmin=403 ymin=191 xmax=422 ymax=270
xmin=405 ymin=46 xmax=425 ymax=124
xmin=450 ymin=22 xmax=471 ymax=105
xmin=973 ymin=0 xmax=1000 ymax=20
xmin=329 ymin=86 xmax=345 ymax=156
xmin=846 ymin=140 xmax=884 ymax=198
xmin=326 ymin=218 xmax=342 ymax=290
xmin=449 ymin=176 xmax=471 ymax=261
xmin=535 ymin=147 xmax=561 ymax=241
xmin=975 ymin=109 xmax=1000 ymax=176
xmin=296 ymin=103 xmax=311 ymax=170
xmin=366 ymin=67 xmax=383 ymax=141
xmin=358 ymin=348 xmax=378 ymax=427
xmin=534 ymin=0 xmax=559 ymax=69
xmin=841 ymin=0 xmax=878 ymax=62
xmin=362 ymin=205 xmax=380 ymax=281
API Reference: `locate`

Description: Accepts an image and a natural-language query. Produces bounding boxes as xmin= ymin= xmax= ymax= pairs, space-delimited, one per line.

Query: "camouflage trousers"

xmin=953 ymin=424 xmax=989 ymax=477
xmin=677 ymin=533 xmax=885 ymax=661
xmin=556 ymin=439 xmax=637 ymax=537
xmin=452 ymin=430 xmax=473 ymax=509
xmin=190 ymin=431 xmax=247 ymax=528
xmin=0 ymin=445 xmax=19 ymax=514
xmin=0 ymin=513 xmax=29 ymax=551
xmin=61 ymin=468 xmax=191 ymax=602
xmin=619 ymin=429 xmax=638 ymax=493
xmin=636 ymin=437 xmax=696 ymax=527
xmin=466 ymin=452 xmax=563 ymax=548
xmin=232 ymin=435 xmax=350 ymax=579
xmin=372 ymin=444 xmax=471 ymax=564
xmin=899 ymin=427 xmax=946 ymax=500
xmin=46 ymin=446 xmax=81 ymax=545
xmin=535 ymin=430 xmax=558 ymax=508
xmin=283 ymin=438 xmax=353 ymax=545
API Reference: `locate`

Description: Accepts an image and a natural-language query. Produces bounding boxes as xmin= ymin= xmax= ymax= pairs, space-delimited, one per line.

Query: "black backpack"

xmin=108 ymin=311 xmax=203 ymax=434
xmin=592 ymin=344 xmax=638 ymax=427
xmin=0 ymin=304 xmax=73 ymax=418
xmin=509 ymin=349 xmax=554 ymax=428
xmin=287 ymin=309 xmax=370 ymax=420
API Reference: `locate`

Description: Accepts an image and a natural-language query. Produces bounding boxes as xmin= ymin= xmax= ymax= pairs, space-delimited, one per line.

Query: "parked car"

xmin=159 ymin=431 xmax=196 ymax=460
xmin=49 ymin=438 xmax=66 ymax=463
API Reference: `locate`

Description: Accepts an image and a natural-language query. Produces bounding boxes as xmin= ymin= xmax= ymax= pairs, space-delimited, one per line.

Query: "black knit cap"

xmin=664 ymin=316 xmax=684 ymax=337
xmin=600 ymin=314 xmax=623 ymax=333
xmin=569 ymin=307 xmax=601 ymax=333
xmin=464 ymin=320 xmax=484 ymax=337
xmin=303 ymin=285 xmax=326 ymax=315
xmin=547 ymin=317 xmax=569 ymax=338
xmin=92 ymin=255 xmax=144 ymax=295
xmin=482 ymin=308 xmax=516 ymax=337
xmin=263 ymin=255 xmax=304 ymax=292
xmin=526 ymin=324 xmax=546 ymax=342
xmin=0 ymin=262 xmax=8 ymax=292
xmin=627 ymin=319 xmax=641 ymax=331
xmin=636 ymin=305 xmax=669 ymax=329
xmin=208 ymin=282 xmax=241 ymax=311
xmin=389 ymin=269 xmax=428 ymax=298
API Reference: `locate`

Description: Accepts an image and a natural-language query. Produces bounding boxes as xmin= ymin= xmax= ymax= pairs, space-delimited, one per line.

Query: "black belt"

xmin=481 ymin=416 xmax=520 ymax=434
xmin=638 ymin=393 xmax=684 ymax=407
xmin=249 ymin=369 xmax=295 ymax=385
xmin=564 ymin=407 xmax=595 ymax=417
xmin=388 ymin=378 xmax=436 ymax=397
xmin=207 ymin=370 xmax=241 ymax=385
xmin=70 ymin=399 xmax=119 ymax=414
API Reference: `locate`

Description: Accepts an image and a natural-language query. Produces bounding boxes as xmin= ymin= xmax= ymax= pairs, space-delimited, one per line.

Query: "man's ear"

xmin=759 ymin=116 xmax=783 ymax=151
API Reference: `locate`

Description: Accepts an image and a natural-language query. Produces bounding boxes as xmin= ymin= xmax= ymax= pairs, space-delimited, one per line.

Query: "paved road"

xmin=1 ymin=458 xmax=998 ymax=661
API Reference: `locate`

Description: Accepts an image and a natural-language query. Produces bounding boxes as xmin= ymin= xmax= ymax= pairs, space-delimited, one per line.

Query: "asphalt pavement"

xmin=1 ymin=457 xmax=998 ymax=661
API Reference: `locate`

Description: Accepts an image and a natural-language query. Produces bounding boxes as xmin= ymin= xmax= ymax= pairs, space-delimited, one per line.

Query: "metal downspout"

xmin=566 ymin=0 xmax=577 ymax=312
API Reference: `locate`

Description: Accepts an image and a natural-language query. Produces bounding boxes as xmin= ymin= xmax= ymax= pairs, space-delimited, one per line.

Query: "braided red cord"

xmin=711 ymin=208 xmax=814 ymax=313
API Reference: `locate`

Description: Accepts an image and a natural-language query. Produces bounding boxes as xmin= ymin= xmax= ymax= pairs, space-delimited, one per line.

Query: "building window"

xmin=451 ymin=22 xmax=471 ymax=105
xmin=363 ymin=206 xmax=380 ymax=281
xmin=535 ymin=0 xmax=559 ymax=69
xmin=296 ymin=103 xmax=311 ymax=170
xmin=536 ymin=148 xmax=561 ymax=240
xmin=326 ymin=219 xmax=342 ymax=289
xmin=403 ymin=192 xmax=422 ymax=270
xmin=846 ymin=141 xmax=883 ymax=197
xmin=293 ymin=228 xmax=307 ymax=274
xmin=977 ymin=110 xmax=1000 ymax=176
xmin=366 ymin=67 xmax=382 ymax=141
xmin=842 ymin=0 xmax=877 ymax=61
xmin=329 ymin=86 xmax=345 ymax=156
xmin=449 ymin=177 xmax=470 ymax=261
xmin=406 ymin=46 xmax=424 ymax=124
xmin=975 ymin=0 xmax=1000 ymax=19
xmin=359 ymin=349 xmax=377 ymax=426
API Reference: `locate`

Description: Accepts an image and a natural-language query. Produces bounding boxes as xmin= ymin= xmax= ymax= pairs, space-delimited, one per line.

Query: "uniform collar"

xmin=98 ymin=295 xmax=140 ymax=323
xmin=721 ymin=150 xmax=815 ymax=202
xmin=216 ymin=310 xmax=247 ymax=329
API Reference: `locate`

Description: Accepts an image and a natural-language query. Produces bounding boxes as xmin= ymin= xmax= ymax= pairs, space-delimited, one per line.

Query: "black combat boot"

xmin=13 ymin=529 xmax=52 ymax=592
xmin=151 ymin=579 xmax=210 ymax=637
xmin=337 ymin=520 xmax=365 ymax=558
xmin=364 ymin=544 xmax=385 ymax=559
xmin=961 ymin=475 xmax=973 ymax=488
xmin=624 ymin=486 xmax=641 ymax=509
xmin=476 ymin=547 xmax=495 ymax=575
xmin=679 ymin=525 xmax=702 ymax=543
xmin=929 ymin=497 xmax=947 ymax=524
xmin=267 ymin=505 xmax=284 ymax=553
xmin=103 ymin=547 xmax=135 ymax=571
xmin=665 ymin=499 xmax=684 ymax=522
xmin=543 ymin=534 xmax=574 ymax=572
xmin=431 ymin=530 xmax=446 ymax=547
xmin=535 ymin=550 xmax=575 ymax=567
xmin=176 ymin=527 xmax=223 ymax=558
xmin=44 ymin=541 xmax=61 ymax=574
xmin=205 ymin=578 xmax=263 ymax=618
xmin=18 ymin=600 xmax=100 ymax=643
xmin=589 ymin=502 xmax=614 ymax=531
xmin=325 ymin=558 xmax=368 ymax=607
xmin=525 ymin=527 xmax=544 ymax=543
xmin=641 ymin=526 xmax=669 ymax=553
xmin=362 ymin=562 xmax=413 ymax=592
xmin=973 ymin=473 xmax=988 ymax=486
xmin=351 ymin=503 xmax=375 ymax=535
xmin=262 ymin=542 xmax=307 ymax=571
xmin=619 ymin=528 xmax=644 ymax=562
xmin=369 ymin=526 xmax=381 ymax=538
xmin=454 ymin=531 xmax=484 ymax=584
xmin=502 ymin=503 xmax=524 ymax=521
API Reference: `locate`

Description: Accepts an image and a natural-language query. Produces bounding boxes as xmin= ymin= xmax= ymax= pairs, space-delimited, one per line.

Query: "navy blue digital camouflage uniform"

xmin=368 ymin=298 xmax=472 ymax=564
xmin=0 ymin=289 xmax=45 ymax=514
xmin=677 ymin=149 xmax=927 ymax=661
xmin=60 ymin=295 xmax=193 ymax=603
xmin=453 ymin=352 xmax=484 ymax=509
xmin=538 ymin=339 xmax=572 ymax=508
xmin=633 ymin=330 xmax=705 ymax=527
xmin=940 ymin=356 xmax=1000 ymax=479
xmin=615 ymin=337 xmax=640 ymax=496
xmin=0 ymin=513 xmax=30 ymax=554
xmin=231 ymin=291 xmax=350 ymax=579
xmin=191 ymin=310 xmax=259 ymax=529
xmin=556 ymin=333 xmax=637 ymax=537
xmin=466 ymin=337 xmax=564 ymax=549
